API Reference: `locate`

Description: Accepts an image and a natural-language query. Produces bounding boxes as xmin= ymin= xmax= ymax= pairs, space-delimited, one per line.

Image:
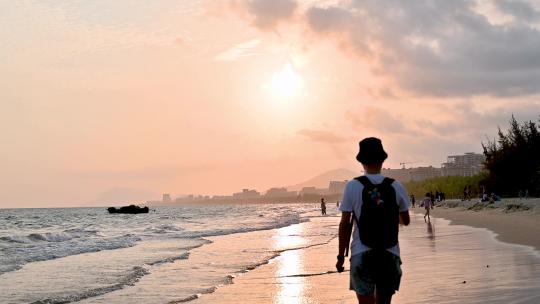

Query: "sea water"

xmin=1 ymin=205 xmax=539 ymax=304
xmin=0 ymin=204 xmax=326 ymax=303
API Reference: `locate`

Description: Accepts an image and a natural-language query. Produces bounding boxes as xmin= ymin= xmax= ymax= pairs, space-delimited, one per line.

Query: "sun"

xmin=270 ymin=63 xmax=302 ymax=99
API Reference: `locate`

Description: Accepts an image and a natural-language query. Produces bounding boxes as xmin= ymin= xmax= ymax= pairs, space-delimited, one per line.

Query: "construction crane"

xmin=399 ymin=162 xmax=420 ymax=169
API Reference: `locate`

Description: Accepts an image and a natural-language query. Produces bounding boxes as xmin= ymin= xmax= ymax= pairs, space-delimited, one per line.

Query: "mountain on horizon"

xmin=288 ymin=168 xmax=358 ymax=191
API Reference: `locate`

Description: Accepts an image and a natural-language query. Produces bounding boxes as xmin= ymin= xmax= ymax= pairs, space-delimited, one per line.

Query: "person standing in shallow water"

xmin=336 ymin=137 xmax=410 ymax=304
xmin=321 ymin=198 xmax=327 ymax=215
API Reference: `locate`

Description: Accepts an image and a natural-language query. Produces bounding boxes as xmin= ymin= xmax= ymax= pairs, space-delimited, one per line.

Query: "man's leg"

xmin=351 ymin=253 xmax=376 ymax=304
xmin=375 ymin=291 xmax=393 ymax=304
xmin=356 ymin=293 xmax=375 ymax=304
xmin=357 ymin=291 xmax=393 ymax=304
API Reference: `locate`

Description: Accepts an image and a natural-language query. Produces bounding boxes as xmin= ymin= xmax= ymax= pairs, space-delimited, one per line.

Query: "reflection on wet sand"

xmin=273 ymin=224 xmax=305 ymax=304
xmin=275 ymin=250 xmax=304 ymax=304
xmin=394 ymin=213 xmax=540 ymax=304
xmin=426 ymin=220 xmax=435 ymax=243
xmin=195 ymin=212 xmax=540 ymax=304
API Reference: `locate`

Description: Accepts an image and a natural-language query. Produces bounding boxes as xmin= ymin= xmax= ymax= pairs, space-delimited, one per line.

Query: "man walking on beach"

xmin=336 ymin=137 xmax=410 ymax=304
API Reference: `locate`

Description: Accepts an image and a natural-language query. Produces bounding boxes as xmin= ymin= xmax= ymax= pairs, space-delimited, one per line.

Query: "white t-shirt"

xmin=339 ymin=174 xmax=410 ymax=257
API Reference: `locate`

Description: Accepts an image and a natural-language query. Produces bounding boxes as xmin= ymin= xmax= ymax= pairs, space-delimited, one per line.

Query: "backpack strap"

xmin=355 ymin=176 xmax=394 ymax=187
xmin=381 ymin=177 xmax=395 ymax=187
xmin=354 ymin=176 xmax=373 ymax=187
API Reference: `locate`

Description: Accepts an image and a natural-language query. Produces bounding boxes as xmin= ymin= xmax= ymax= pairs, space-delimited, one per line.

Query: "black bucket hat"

xmin=356 ymin=137 xmax=388 ymax=164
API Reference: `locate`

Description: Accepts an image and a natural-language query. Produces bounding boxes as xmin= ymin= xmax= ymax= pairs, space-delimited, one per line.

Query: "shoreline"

xmin=416 ymin=198 xmax=540 ymax=252
xmin=196 ymin=205 xmax=540 ymax=303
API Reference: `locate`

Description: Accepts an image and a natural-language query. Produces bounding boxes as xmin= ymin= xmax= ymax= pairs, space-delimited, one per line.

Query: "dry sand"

xmin=426 ymin=198 xmax=540 ymax=251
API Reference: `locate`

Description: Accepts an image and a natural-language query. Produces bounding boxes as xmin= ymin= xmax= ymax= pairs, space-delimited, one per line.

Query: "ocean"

xmin=0 ymin=204 xmax=330 ymax=303
xmin=1 ymin=204 xmax=539 ymax=304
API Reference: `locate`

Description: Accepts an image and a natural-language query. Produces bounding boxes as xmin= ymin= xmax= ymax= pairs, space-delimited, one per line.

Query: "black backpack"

xmin=354 ymin=176 xmax=399 ymax=250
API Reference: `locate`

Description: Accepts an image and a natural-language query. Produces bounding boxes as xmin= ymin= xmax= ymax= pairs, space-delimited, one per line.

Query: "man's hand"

xmin=336 ymin=256 xmax=345 ymax=272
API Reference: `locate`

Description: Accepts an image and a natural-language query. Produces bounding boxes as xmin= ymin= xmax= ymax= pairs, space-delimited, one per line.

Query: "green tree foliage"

xmin=405 ymin=173 xmax=488 ymax=200
xmin=482 ymin=115 xmax=540 ymax=197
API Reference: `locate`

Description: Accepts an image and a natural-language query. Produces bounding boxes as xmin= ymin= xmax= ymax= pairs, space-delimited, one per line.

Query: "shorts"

xmin=349 ymin=249 xmax=402 ymax=296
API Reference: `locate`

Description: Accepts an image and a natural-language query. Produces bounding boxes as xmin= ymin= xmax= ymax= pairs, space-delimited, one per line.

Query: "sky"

xmin=1 ymin=0 xmax=540 ymax=207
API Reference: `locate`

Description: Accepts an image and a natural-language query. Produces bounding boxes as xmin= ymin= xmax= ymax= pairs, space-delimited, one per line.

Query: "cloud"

xmin=297 ymin=128 xmax=347 ymax=143
xmin=346 ymin=106 xmax=407 ymax=134
xmin=214 ymin=38 xmax=262 ymax=61
xmin=302 ymin=0 xmax=540 ymax=97
xmin=235 ymin=0 xmax=298 ymax=30
xmin=413 ymin=100 xmax=540 ymax=138
xmin=494 ymin=0 xmax=540 ymax=22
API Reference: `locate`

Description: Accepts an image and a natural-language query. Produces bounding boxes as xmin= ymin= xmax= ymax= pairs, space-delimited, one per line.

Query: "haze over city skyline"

xmin=2 ymin=1 xmax=540 ymax=208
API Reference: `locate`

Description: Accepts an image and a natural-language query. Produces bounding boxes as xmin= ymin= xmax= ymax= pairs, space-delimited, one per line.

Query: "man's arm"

xmin=399 ymin=210 xmax=410 ymax=226
xmin=338 ymin=211 xmax=352 ymax=256
xmin=336 ymin=211 xmax=352 ymax=272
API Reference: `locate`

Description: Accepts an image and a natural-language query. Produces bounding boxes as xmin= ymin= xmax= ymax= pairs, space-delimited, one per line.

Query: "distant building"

xmin=211 ymin=195 xmax=233 ymax=201
xmin=162 ymin=193 xmax=171 ymax=203
xmin=442 ymin=153 xmax=485 ymax=177
xmin=382 ymin=168 xmax=412 ymax=183
xmin=409 ymin=166 xmax=442 ymax=181
xmin=232 ymin=189 xmax=261 ymax=199
xmin=299 ymin=186 xmax=327 ymax=196
xmin=265 ymin=187 xmax=297 ymax=198
xmin=328 ymin=180 xmax=348 ymax=194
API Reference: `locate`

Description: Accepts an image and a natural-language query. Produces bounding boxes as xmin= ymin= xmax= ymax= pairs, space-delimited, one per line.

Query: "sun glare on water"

xmin=270 ymin=64 xmax=302 ymax=100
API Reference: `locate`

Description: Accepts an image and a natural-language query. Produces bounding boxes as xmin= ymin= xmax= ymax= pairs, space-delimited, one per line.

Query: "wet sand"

xmin=196 ymin=236 xmax=357 ymax=303
xmin=422 ymin=198 xmax=540 ymax=251
xmin=194 ymin=214 xmax=357 ymax=304
xmin=195 ymin=210 xmax=540 ymax=304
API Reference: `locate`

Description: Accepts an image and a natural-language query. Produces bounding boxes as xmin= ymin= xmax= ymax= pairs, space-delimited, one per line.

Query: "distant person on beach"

xmin=410 ymin=194 xmax=416 ymax=208
xmin=336 ymin=137 xmax=410 ymax=304
xmin=337 ymin=201 xmax=340 ymax=207
xmin=321 ymin=198 xmax=327 ymax=215
xmin=422 ymin=192 xmax=433 ymax=222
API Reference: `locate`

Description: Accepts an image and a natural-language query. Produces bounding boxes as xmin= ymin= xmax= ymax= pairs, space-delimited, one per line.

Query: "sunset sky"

xmin=2 ymin=0 xmax=540 ymax=207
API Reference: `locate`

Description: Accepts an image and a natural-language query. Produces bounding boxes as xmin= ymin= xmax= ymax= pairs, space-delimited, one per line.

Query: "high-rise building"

xmin=409 ymin=166 xmax=442 ymax=181
xmin=382 ymin=168 xmax=412 ymax=182
xmin=162 ymin=193 xmax=171 ymax=203
xmin=442 ymin=153 xmax=485 ymax=176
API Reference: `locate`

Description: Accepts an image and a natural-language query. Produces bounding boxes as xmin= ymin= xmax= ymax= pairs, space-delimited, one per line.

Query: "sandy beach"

xmin=194 ymin=213 xmax=358 ymax=304
xmin=428 ymin=198 xmax=540 ymax=251
xmin=3 ymin=201 xmax=538 ymax=303
xmin=195 ymin=200 xmax=540 ymax=304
